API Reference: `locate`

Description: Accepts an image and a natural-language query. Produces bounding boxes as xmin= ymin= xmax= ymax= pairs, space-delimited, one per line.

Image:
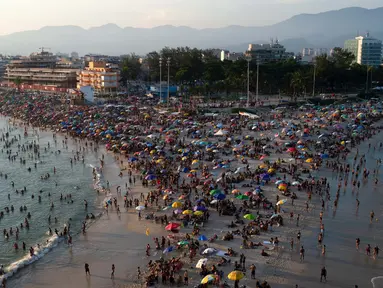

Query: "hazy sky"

xmin=0 ymin=0 xmax=382 ymax=35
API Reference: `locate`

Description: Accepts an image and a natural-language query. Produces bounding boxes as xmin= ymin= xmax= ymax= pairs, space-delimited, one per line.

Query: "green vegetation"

xmin=120 ymin=47 xmax=383 ymax=97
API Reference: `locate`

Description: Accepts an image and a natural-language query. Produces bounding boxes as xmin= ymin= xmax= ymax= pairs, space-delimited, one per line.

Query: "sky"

xmin=0 ymin=0 xmax=382 ymax=35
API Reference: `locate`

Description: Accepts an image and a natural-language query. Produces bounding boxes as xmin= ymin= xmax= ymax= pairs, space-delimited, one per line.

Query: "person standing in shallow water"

xmin=85 ymin=263 xmax=90 ymax=276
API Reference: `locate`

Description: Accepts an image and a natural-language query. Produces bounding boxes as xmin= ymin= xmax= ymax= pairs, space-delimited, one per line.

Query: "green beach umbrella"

xmin=236 ymin=194 xmax=249 ymax=200
xmin=210 ymin=189 xmax=221 ymax=195
xmin=244 ymin=214 xmax=255 ymax=220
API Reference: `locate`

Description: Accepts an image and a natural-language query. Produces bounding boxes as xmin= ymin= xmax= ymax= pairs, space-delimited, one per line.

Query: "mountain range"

xmin=1 ymin=7 xmax=383 ymax=56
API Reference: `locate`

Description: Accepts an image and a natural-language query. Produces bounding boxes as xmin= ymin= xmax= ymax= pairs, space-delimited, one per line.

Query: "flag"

xmin=145 ymin=228 xmax=150 ymax=236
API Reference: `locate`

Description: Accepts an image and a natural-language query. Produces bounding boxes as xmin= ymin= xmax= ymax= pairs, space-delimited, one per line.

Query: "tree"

xmin=12 ymin=77 xmax=22 ymax=91
xmin=331 ymin=47 xmax=355 ymax=70
xmin=120 ymin=53 xmax=142 ymax=86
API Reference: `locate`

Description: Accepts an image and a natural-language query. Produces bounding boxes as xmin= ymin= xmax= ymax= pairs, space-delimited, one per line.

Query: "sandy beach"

xmin=0 ymin=92 xmax=382 ymax=288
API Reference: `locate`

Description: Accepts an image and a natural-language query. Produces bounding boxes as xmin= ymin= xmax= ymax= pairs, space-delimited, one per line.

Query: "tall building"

xmin=344 ymin=33 xmax=382 ymax=67
xmin=77 ymin=61 xmax=120 ymax=92
xmin=314 ymin=48 xmax=328 ymax=56
xmin=245 ymin=40 xmax=293 ymax=64
xmin=3 ymin=50 xmax=78 ymax=91
xmin=302 ymin=48 xmax=314 ymax=57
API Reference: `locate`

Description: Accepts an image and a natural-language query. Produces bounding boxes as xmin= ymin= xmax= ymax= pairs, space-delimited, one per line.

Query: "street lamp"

xmin=312 ymin=62 xmax=316 ymax=97
xmin=245 ymin=55 xmax=251 ymax=107
xmin=159 ymin=57 xmax=162 ymax=103
xmin=256 ymin=56 xmax=260 ymax=103
xmin=167 ymin=57 xmax=171 ymax=107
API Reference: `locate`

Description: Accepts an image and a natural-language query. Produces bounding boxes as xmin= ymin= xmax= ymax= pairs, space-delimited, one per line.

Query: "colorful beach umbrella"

xmin=228 ymin=271 xmax=244 ymax=281
xmin=201 ymin=274 xmax=215 ymax=284
xmin=244 ymin=214 xmax=255 ymax=220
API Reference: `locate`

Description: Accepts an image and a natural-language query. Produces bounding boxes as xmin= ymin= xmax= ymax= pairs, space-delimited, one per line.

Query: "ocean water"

xmin=298 ymin=133 xmax=383 ymax=288
xmin=0 ymin=117 xmax=103 ymax=279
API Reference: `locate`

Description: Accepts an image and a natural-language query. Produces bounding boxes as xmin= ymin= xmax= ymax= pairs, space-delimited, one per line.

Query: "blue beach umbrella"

xmin=163 ymin=246 xmax=174 ymax=254
xmin=199 ymin=235 xmax=208 ymax=241
xmin=213 ymin=193 xmax=226 ymax=200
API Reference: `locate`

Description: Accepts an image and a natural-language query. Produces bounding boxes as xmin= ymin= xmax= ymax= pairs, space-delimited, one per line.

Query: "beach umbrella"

xmin=305 ymin=158 xmax=314 ymax=163
xmin=278 ymin=184 xmax=287 ymax=191
xmin=194 ymin=211 xmax=204 ymax=216
xmin=196 ymin=258 xmax=208 ymax=269
xmin=228 ymin=271 xmax=244 ymax=281
xmin=182 ymin=209 xmax=193 ymax=215
xmin=202 ymin=248 xmax=217 ymax=255
xmin=244 ymin=214 xmax=255 ymax=220
xmin=192 ymin=159 xmax=199 ymax=165
xmin=231 ymin=189 xmax=240 ymax=194
xmin=210 ymin=189 xmax=221 ymax=195
xmin=145 ymin=174 xmax=156 ymax=180
xmin=287 ymin=147 xmax=297 ymax=153
xmin=194 ymin=206 xmax=207 ymax=212
xmin=135 ymin=206 xmax=145 ymax=211
xmin=163 ymin=246 xmax=174 ymax=253
xmin=174 ymin=209 xmax=183 ymax=214
xmin=172 ymin=201 xmax=182 ymax=208
xmin=178 ymin=240 xmax=189 ymax=246
xmin=292 ymin=181 xmax=301 ymax=186
xmin=210 ymin=199 xmax=218 ymax=204
xmin=236 ymin=194 xmax=249 ymax=200
xmin=276 ymin=199 xmax=288 ymax=206
xmin=261 ymin=174 xmax=271 ymax=180
xmin=165 ymin=223 xmax=180 ymax=231
xmin=198 ymin=235 xmax=208 ymax=241
xmin=213 ymin=193 xmax=226 ymax=200
xmin=201 ymin=274 xmax=215 ymax=284
xmin=275 ymin=180 xmax=285 ymax=185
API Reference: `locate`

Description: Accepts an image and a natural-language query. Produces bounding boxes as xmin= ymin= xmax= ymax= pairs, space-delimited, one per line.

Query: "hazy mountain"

xmin=0 ymin=7 xmax=383 ymax=55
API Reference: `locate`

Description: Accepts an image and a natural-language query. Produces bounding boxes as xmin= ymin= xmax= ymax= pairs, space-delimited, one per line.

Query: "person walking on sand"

xmin=111 ymin=264 xmax=115 ymax=279
xmin=183 ymin=270 xmax=188 ymax=285
xmin=250 ymin=264 xmax=256 ymax=279
xmin=300 ymin=246 xmax=305 ymax=262
xmin=320 ymin=266 xmax=327 ymax=282
xmin=85 ymin=263 xmax=90 ymax=276
xmin=370 ymin=210 xmax=375 ymax=223
xmin=137 ymin=266 xmax=141 ymax=280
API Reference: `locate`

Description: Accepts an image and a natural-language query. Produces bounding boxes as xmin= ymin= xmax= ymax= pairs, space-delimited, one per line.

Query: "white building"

xmin=344 ymin=33 xmax=382 ymax=67
xmin=302 ymin=48 xmax=314 ymax=57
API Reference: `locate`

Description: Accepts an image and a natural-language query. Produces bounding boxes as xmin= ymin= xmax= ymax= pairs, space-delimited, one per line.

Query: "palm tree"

xmin=290 ymin=71 xmax=304 ymax=100
xmin=12 ymin=76 xmax=22 ymax=91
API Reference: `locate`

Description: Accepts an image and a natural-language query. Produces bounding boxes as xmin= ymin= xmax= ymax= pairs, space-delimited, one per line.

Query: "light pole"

xmin=159 ymin=57 xmax=162 ymax=103
xmin=246 ymin=56 xmax=251 ymax=107
xmin=365 ymin=64 xmax=369 ymax=93
xmin=167 ymin=57 xmax=171 ymax=107
xmin=256 ymin=57 xmax=259 ymax=103
xmin=312 ymin=63 xmax=316 ymax=97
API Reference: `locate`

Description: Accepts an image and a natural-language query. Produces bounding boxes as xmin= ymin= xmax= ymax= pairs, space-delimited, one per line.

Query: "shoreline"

xmin=0 ymin=116 xmax=121 ymax=284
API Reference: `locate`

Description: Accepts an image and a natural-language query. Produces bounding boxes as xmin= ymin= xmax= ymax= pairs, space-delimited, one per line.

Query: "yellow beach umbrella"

xmin=172 ymin=201 xmax=182 ymax=208
xmin=182 ymin=210 xmax=193 ymax=215
xmin=192 ymin=159 xmax=199 ymax=164
xmin=190 ymin=169 xmax=198 ymax=173
xmin=194 ymin=211 xmax=204 ymax=216
xmin=227 ymin=270 xmax=244 ymax=281
xmin=305 ymin=158 xmax=313 ymax=163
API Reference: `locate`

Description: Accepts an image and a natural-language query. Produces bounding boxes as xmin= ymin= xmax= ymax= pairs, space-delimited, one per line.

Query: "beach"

xmin=0 ymin=92 xmax=382 ymax=288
